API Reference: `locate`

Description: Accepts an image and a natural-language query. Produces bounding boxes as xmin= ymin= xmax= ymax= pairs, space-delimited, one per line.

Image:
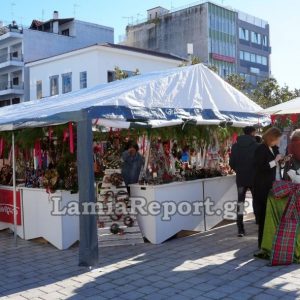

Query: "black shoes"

xmin=237 ymin=227 xmax=245 ymax=237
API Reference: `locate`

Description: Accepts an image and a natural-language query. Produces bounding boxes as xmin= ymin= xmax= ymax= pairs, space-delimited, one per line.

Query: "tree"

xmin=224 ymin=74 xmax=299 ymax=108
xmin=179 ymin=56 xmax=202 ymax=67
xmin=226 ymin=74 xmax=250 ymax=94
xmin=251 ymin=78 xmax=298 ymax=108
xmin=208 ymin=65 xmax=218 ymax=73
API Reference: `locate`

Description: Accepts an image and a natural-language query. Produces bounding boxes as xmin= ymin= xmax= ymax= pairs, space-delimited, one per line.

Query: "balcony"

xmin=0 ymin=53 xmax=24 ymax=72
xmin=0 ymin=25 xmax=23 ymax=43
xmin=0 ymin=81 xmax=24 ymax=97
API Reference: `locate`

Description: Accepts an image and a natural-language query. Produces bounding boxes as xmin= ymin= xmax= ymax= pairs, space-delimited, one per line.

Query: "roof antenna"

xmin=10 ymin=1 xmax=16 ymax=21
xmin=73 ymin=3 xmax=79 ymax=17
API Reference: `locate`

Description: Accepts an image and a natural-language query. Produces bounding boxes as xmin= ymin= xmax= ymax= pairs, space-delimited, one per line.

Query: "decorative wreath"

xmin=110 ymin=173 xmax=123 ymax=187
xmin=115 ymin=190 xmax=130 ymax=207
xmin=0 ymin=165 xmax=13 ymax=185
xmin=110 ymin=208 xmax=123 ymax=221
xmin=110 ymin=223 xmax=120 ymax=234
xmin=42 ymin=169 xmax=59 ymax=193
xmin=124 ymin=215 xmax=134 ymax=227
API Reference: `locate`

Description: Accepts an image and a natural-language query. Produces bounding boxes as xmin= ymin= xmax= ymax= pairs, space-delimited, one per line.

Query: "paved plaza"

xmin=1 ymin=220 xmax=300 ymax=300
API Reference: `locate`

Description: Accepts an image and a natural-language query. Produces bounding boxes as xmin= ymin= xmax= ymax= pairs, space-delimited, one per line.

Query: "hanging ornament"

xmin=48 ymin=127 xmax=53 ymax=141
xmin=110 ymin=223 xmax=120 ymax=234
xmin=69 ymin=122 xmax=74 ymax=154
xmin=232 ymin=132 xmax=238 ymax=144
xmin=124 ymin=215 xmax=134 ymax=227
xmin=290 ymin=114 xmax=298 ymax=124
xmin=0 ymin=138 xmax=4 ymax=158
xmin=270 ymin=115 xmax=276 ymax=125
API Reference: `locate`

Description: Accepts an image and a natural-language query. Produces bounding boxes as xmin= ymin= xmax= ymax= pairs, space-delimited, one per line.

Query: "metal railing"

xmin=0 ymin=81 xmax=24 ymax=91
xmin=0 ymin=52 xmax=23 ymax=63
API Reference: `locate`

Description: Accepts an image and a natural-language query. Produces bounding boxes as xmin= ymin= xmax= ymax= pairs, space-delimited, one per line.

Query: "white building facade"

xmin=26 ymin=43 xmax=182 ymax=101
xmin=0 ymin=13 xmax=114 ymax=106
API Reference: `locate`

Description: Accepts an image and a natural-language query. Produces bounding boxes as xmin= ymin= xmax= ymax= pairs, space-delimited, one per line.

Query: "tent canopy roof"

xmin=263 ymin=97 xmax=300 ymax=115
xmin=0 ymin=64 xmax=268 ymax=131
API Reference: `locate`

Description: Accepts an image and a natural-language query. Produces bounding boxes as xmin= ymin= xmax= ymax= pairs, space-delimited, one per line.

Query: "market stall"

xmin=0 ymin=125 xmax=79 ymax=249
xmin=0 ymin=185 xmax=23 ymax=238
xmin=0 ymin=64 xmax=269 ymax=266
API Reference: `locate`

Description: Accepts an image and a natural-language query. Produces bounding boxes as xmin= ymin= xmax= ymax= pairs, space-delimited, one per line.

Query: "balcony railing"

xmin=0 ymin=81 xmax=24 ymax=91
xmin=0 ymin=52 xmax=23 ymax=64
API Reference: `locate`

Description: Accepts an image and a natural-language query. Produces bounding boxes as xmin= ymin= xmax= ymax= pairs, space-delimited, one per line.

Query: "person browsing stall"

xmin=121 ymin=142 xmax=144 ymax=193
xmin=253 ymin=127 xmax=282 ymax=249
xmin=229 ymin=126 xmax=258 ymax=237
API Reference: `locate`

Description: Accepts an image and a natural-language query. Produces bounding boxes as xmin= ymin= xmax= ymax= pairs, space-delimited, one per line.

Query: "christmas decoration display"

xmin=0 ymin=165 xmax=12 ymax=185
xmin=0 ymin=123 xmax=78 ymax=193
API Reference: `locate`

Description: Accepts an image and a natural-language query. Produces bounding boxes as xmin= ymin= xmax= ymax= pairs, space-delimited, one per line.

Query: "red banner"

xmin=211 ymin=53 xmax=235 ymax=63
xmin=0 ymin=189 xmax=22 ymax=225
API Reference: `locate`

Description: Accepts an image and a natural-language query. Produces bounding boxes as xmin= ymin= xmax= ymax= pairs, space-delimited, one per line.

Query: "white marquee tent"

xmin=263 ymin=97 xmax=300 ymax=115
xmin=0 ymin=64 xmax=269 ymax=267
xmin=0 ymin=64 xmax=268 ymax=131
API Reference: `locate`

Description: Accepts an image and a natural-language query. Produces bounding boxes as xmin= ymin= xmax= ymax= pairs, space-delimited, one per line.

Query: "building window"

xmin=62 ymin=73 xmax=72 ymax=94
xmin=256 ymin=55 xmax=262 ymax=64
xmin=239 ymin=27 xmax=249 ymax=40
xmin=12 ymin=98 xmax=20 ymax=104
xmin=244 ymin=52 xmax=250 ymax=61
xmin=250 ymin=53 xmax=256 ymax=63
xmin=80 ymin=71 xmax=87 ymax=89
xmin=262 ymin=35 xmax=268 ymax=47
xmin=251 ymin=32 xmax=261 ymax=44
xmin=239 ymin=51 xmax=244 ymax=60
xmin=62 ymin=29 xmax=69 ymax=36
xmin=262 ymin=56 xmax=268 ymax=66
xmin=50 ymin=75 xmax=59 ymax=96
xmin=36 ymin=80 xmax=42 ymax=99
xmin=12 ymin=77 xmax=19 ymax=86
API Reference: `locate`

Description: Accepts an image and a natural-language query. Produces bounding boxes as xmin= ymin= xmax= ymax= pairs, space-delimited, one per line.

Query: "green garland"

xmin=93 ymin=124 xmax=241 ymax=148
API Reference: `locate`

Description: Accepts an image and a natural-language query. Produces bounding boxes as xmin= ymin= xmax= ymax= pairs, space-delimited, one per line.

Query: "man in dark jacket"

xmin=121 ymin=143 xmax=144 ymax=193
xmin=230 ymin=126 xmax=258 ymax=237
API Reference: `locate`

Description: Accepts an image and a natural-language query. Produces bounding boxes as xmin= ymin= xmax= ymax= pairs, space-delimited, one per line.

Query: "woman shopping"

xmin=253 ymin=127 xmax=282 ymax=249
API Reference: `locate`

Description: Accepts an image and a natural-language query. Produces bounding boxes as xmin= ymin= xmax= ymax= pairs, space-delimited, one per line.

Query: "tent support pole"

xmin=12 ymin=132 xmax=17 ymax=246
xmin=77 ymin=116 xmax=98 ymax=267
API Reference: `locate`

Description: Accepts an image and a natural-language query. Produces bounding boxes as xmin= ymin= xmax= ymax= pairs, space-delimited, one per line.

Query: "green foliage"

xmin=15 ymin=128 xmax=44 ymax=150
xmin=114 ymin=66 xmax=129 ymax=80
xmin=179 ymin=56 xmax=202 ymax=67
xmin=226 ymin=74 xmax=251 ymax=95
xmin=92 ymin=124 xmax=239 ymax=149
xmin=208 ymin=65 xmax=218 ymax=73
xmin=226 ymin=75 xmax=299 ymax=109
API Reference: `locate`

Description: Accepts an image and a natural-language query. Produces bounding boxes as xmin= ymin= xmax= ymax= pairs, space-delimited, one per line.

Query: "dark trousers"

xmin=237 ymin=186 xmax=253 ymax=231
xmin=253 ymin=184 xmax=270 ymax=248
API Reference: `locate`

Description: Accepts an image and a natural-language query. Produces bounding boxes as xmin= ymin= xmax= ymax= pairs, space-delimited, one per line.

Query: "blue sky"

xmin=0 ymin=0 xmax=298 ymax=89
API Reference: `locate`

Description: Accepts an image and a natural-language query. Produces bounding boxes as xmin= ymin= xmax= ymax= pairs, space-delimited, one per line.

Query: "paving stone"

xmin=252 ymin=293 xmax=279 ymax=300
xmin=1 ymin=220 xmax=300 ymax=300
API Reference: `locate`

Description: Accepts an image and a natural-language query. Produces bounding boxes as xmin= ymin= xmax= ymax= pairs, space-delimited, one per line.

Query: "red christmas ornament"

xmin=232 ymin=132 xmax=238 ymax=143
xmin=290 ymin=114 xmax=298 ymax=124
xmin=280 ymin=115 xmax=287 ymax=122
xmin=270 ymin=115 xmax=276 ymax=125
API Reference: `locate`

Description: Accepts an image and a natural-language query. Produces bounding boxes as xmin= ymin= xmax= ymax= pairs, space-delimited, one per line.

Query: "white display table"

xmin=131 ymin=175 xmax=251 ymax=244
xmin=202 ymin=175 xmax=238 ymax=230
xmin=130 ymin=179 xmax=205 ymax=244
xmin=0 ymin=185 xmax=24 ymax=238
xmin=21 ymin=188 xmax=79 ymax=250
